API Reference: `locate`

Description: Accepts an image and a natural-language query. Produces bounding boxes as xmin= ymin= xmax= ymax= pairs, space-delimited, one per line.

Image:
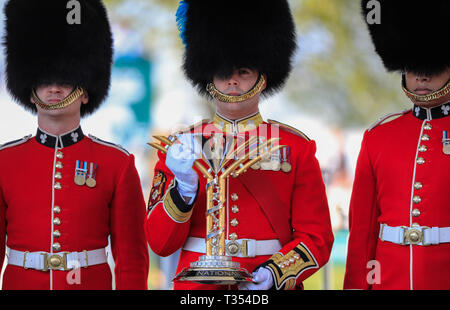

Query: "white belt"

xmin=7 ymin=248 xmax=108 ymax=271
xmin=379 ymin=224 xmax=450 ymax=246
xmin=183 ymin=237 xmax=282 ymax=258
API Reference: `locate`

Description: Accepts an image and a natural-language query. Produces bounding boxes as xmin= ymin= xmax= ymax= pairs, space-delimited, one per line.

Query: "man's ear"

xmin=81 ymin=91 xmax=89 ymax=105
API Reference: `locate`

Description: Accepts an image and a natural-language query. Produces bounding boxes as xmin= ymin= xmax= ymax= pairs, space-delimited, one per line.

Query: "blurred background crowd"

xmin=0 ymin=0 xmax=412 ymax=289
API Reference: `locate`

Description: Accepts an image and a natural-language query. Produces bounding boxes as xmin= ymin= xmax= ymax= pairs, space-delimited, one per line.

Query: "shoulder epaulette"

xmin=176 ymin=119 xmax=210 ymax=135
xmin=0 ymin=135 xmax=32 ymax=151
xmin=368 ymin=108 xmax=411 ymax=131
xmin=267 ymin=119 xmax=311 ymax=141
xmin=88 ymin=134 xmax=130 ymax=156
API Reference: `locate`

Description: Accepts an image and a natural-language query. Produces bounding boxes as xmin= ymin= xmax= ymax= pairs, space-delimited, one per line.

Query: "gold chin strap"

xmin=402 ymin=78 xmax=450 ymax=103
xmin=32 ymin=87 xmax=85 ymax=110
xmin=206 ymin=74 xmax=266 ymax=103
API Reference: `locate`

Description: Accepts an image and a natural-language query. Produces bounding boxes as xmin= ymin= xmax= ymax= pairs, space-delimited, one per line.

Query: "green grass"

xmin=303 ymin=264 xmax=345 ymax=290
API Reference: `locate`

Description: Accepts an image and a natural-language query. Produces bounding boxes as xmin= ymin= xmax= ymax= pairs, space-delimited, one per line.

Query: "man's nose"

xmin=227 ymin=75 xmax=239 ymax=86
xmin=416 ymin=75 xmax=431 ymax=83
xmin=47 ymin=84 xmax=63 ymax=93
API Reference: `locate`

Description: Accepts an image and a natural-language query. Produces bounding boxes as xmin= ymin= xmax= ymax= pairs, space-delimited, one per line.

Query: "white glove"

xmin=165 ymin=134 xmax=201 ymax=201
xmin=238 ymin=267 xmax=274 ymax=290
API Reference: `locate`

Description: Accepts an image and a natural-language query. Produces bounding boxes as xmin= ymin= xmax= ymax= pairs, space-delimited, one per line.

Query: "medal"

xmin=443 ymin=144 xmax=450 ymax=155
xmin=271 ymin=160 xmax=281 ymax=171
xmin=86 ymin=178 xmax=96 ymax=188
xmin=281 ymin=146 xmax=292 ymax=173
xmin=281 ymin=161 xmax=292 ymax=173
xmin=74 ymin=174 xmax=86 ymax=186
xmin=86 ymin=162 xmax=97 ymax=188
xmin=251 ymin=162 xmax=261 ymax=170
xmin=74 ymin=160 xmax=87 ymax=186
xmin=442 ymin=131 xmax=450 ymax=155
xmin=270 ymin=150 xmax=281 ymax=171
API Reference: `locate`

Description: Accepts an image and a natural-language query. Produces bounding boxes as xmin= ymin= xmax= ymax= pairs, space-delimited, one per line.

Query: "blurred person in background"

xmin=344 ymin=0 xmax=450 ymax=290
xmin=145 ymin=0 xmax=333 ymax=290
xmin=0 ymin=0 xmax=148 ymax=290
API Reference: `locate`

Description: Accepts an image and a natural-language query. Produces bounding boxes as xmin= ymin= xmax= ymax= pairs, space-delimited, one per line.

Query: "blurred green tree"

xmin=104 ymin=0 xmax=411 ymax=129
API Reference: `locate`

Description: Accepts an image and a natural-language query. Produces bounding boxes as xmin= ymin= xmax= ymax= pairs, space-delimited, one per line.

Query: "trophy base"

xmin=173 ymin=255 xmax=253 ymax=285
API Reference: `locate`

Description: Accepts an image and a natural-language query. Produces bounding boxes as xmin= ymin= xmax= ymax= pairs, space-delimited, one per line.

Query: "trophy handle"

xmin=220 ymin=137 xmax=281 ymax=179
xmin=232 ymin=144 xmax=286 ymax=178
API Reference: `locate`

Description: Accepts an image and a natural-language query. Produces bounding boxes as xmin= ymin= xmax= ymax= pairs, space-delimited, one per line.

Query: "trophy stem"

xmin=205 ymin=176 xmax=227 ymax=256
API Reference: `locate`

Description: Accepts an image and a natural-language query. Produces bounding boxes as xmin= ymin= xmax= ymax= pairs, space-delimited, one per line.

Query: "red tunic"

xmin=146 ymin=112 xmax=333 ymax=290
xmin=0 ymin=127 xmax=149 ymax=290
xmin=344 ymin=103 xmax=450 ymax=290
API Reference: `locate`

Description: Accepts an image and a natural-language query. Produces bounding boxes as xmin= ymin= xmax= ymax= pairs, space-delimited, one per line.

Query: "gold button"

xmin=230 ymin=218 xmax=239 ymax=227
xmin=53 ymin=230 xmax=61 ymax=238
xmin=55 ymin=172 xmax=62 ymax=179
xmin=53 ymin=206 xmax=61 ymax=214
xmin=421 ymin=134 xmax=430 ymax=141
xmin=231 ymin=205 xmax=239 ymax=213
xmin=414 ymin=182 xmax=423 ymax=190
xmin=54 ymin=182 xmax=62 ymax=190
xmin=229 ymin=233 xmax=238 ymax=241
xmin=412 ymin=209 xmax=421 ymax=217
xmin=231 ymin=193 xmax=238 ymax=201
xmin=424 ymin=123 xmax=432 ymax=130
xmin=53 ymin=217 xmax=61 ymax=226
xmin=55 ymin=162 xmax=63 ymax=169
xmin=416 ymin=157 xmax=425 ymax=165
xmin=56 ymin=151 xmax=64 ymax=159
xmin=412 ymin=196 xmax=421 ymax=204
xmin=412 ymin=222 xmax=420 ymax=227
xmin=52 ymin=243 xmax=61 ymax=252
xmin=418 ymin=145 xmax=428 ymax=152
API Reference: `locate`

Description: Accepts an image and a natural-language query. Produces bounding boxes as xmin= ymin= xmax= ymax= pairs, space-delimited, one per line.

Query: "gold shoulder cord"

xmin=206 ymin=75 xmax=266 ymax=103
xmin=402 ymin=79 xmax=450 ymax=103
xmin=32 ymin=87 xmax=85 ymax=110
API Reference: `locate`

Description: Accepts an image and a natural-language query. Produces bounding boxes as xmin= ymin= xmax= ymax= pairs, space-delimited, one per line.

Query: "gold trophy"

xmin=148 ymin=132 xmax=285 ymax=285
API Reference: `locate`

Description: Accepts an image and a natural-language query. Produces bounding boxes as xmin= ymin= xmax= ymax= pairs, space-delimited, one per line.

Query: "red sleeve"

xmin=263 ymin=140 xmax=334 ymax=290
xmin=145 ymin=150 xmax=197 ymax=257
xmin=343 ymin=130 xmax=380 ymax=289
xmin=0 ymin=185 xmax=6 ymax=271
xmin=110 ymin=154 xmax=149 ymax=290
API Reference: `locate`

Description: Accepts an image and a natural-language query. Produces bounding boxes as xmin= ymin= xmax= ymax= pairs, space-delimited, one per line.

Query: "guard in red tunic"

xmin=0 ymin=0 xmax=149 ymax=290
xmin=145 ymin=0 xmax=333 ymax=290
xmin=344 ymin=0 xmax=450 ymax=290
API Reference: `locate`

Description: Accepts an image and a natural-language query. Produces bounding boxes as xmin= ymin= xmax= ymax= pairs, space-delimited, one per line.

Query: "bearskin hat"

xmin=361 ymin=0 xmax=449 ymax=75
xmin=176 ymin=0 xmax=297 ymax=97
xmin=4 ymin=0 xmax=114 ymax=116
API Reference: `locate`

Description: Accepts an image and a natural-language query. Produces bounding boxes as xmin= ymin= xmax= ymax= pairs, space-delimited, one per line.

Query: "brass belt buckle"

xmin=404 ymin=227 xmax=423 ymax=245
xmin=226 ymin=241 xmax=240 ymax=256
xmin=42 ymin=252 xmax=69 ymax=271
xmin=225 ymin=240 xmax=249 ymax=257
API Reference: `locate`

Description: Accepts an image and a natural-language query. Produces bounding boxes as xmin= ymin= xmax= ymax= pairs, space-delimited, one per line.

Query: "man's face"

xmin=213 ymin=68 xmax=265 ymax=119
xmin=31 ymin=83 xmax=88 ymax=116
xmin=405 ymin=68 xmax=450 ymax=96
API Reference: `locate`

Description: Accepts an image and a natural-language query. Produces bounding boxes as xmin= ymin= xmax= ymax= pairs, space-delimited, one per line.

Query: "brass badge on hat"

xmin=443 ymin=131 xmax=450 ymax=155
